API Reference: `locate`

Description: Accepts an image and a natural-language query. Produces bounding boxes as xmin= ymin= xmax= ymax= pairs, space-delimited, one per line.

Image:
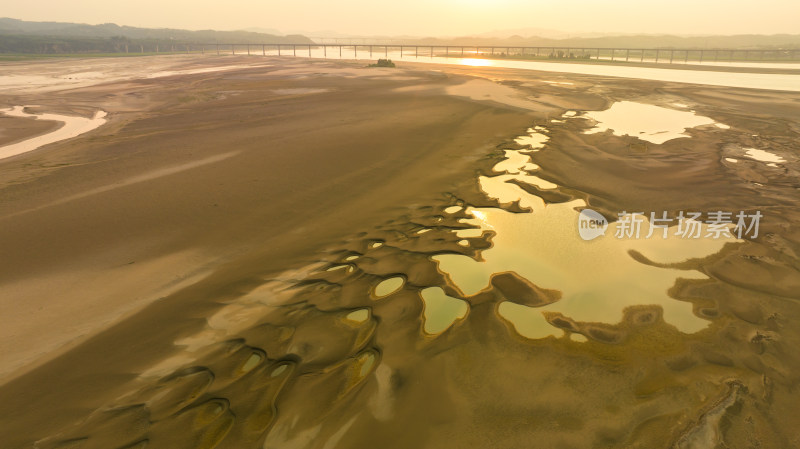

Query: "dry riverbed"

xmin=0 ymin=55 xmax=798 ymax=449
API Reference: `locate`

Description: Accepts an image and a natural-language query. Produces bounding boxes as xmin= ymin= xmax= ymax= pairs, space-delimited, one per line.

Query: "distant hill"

xmin=0 ymin=18 xmax=313 ymax=54
xmin=301 ymin=30 xmax=800 ymax=49
xmin=3 ymin=18 xmax=798 ymax=54
xmin=399 ymin=34 xmax=800 ymax=49
xmin=475 ymin=27 xmax=581 ymax=40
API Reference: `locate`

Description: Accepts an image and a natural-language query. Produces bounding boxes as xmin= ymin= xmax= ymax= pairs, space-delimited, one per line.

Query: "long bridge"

xmin=200 ymin=43 xmax=800 ymax=64
xmin=104 ymin=42 xmax=800 ymax=64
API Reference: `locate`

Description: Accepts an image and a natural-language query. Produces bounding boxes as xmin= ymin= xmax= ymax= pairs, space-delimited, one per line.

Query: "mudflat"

xmin=0 ymin=55 xmax=798 ymax=449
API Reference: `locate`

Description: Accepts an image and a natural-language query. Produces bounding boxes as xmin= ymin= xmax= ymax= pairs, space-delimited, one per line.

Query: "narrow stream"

xmin=0 ymin=106 xmax=107 ymax=160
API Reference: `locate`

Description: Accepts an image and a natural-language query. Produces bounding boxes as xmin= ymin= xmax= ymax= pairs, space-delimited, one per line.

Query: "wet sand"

xmin=0 ymin=55 xmax=799 ymax=448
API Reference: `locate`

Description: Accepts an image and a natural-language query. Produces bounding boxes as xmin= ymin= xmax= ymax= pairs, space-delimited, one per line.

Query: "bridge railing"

xmin=183 ymin=43 xmax=800 ymax=63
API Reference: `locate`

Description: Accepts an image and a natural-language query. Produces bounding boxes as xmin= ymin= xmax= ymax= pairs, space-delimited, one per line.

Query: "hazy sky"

xmin=2 ymin=0 xmax=799 ymax=36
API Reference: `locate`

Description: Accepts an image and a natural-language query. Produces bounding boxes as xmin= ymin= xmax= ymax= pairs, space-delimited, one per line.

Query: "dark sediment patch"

xmin=490 ymin=271 xmax=562 ymax=307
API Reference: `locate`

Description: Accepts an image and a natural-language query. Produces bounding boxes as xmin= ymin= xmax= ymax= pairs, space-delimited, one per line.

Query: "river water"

xmin=260 ymin=46 xmax=800 ymax=92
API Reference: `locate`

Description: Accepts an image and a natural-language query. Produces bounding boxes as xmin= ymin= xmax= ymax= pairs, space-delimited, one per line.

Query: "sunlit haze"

xmin=3 ymin=0 xmax=799 ymax=36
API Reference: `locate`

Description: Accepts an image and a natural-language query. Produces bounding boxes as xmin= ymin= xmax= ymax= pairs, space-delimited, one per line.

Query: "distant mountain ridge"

xmin=458 ymin=33 xmax=800 ymax=49
xmin=247 ymin=24 xmax=800 ymax=49
xmin=345 ymin=34 xmax=800 ymax=49
xmin=2 ymin=18 xmax=798 ymax=52
xmin=0 ymin=17 xmax=313 ymax=49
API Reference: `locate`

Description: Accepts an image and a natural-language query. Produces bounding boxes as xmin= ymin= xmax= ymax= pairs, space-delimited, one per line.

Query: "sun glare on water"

xmin=460 ymin=58 xmax=493 ymax=67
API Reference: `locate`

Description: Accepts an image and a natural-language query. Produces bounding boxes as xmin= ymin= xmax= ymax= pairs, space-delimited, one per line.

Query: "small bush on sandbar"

xmin=368 ymin=59 xmax=396 ymax=68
